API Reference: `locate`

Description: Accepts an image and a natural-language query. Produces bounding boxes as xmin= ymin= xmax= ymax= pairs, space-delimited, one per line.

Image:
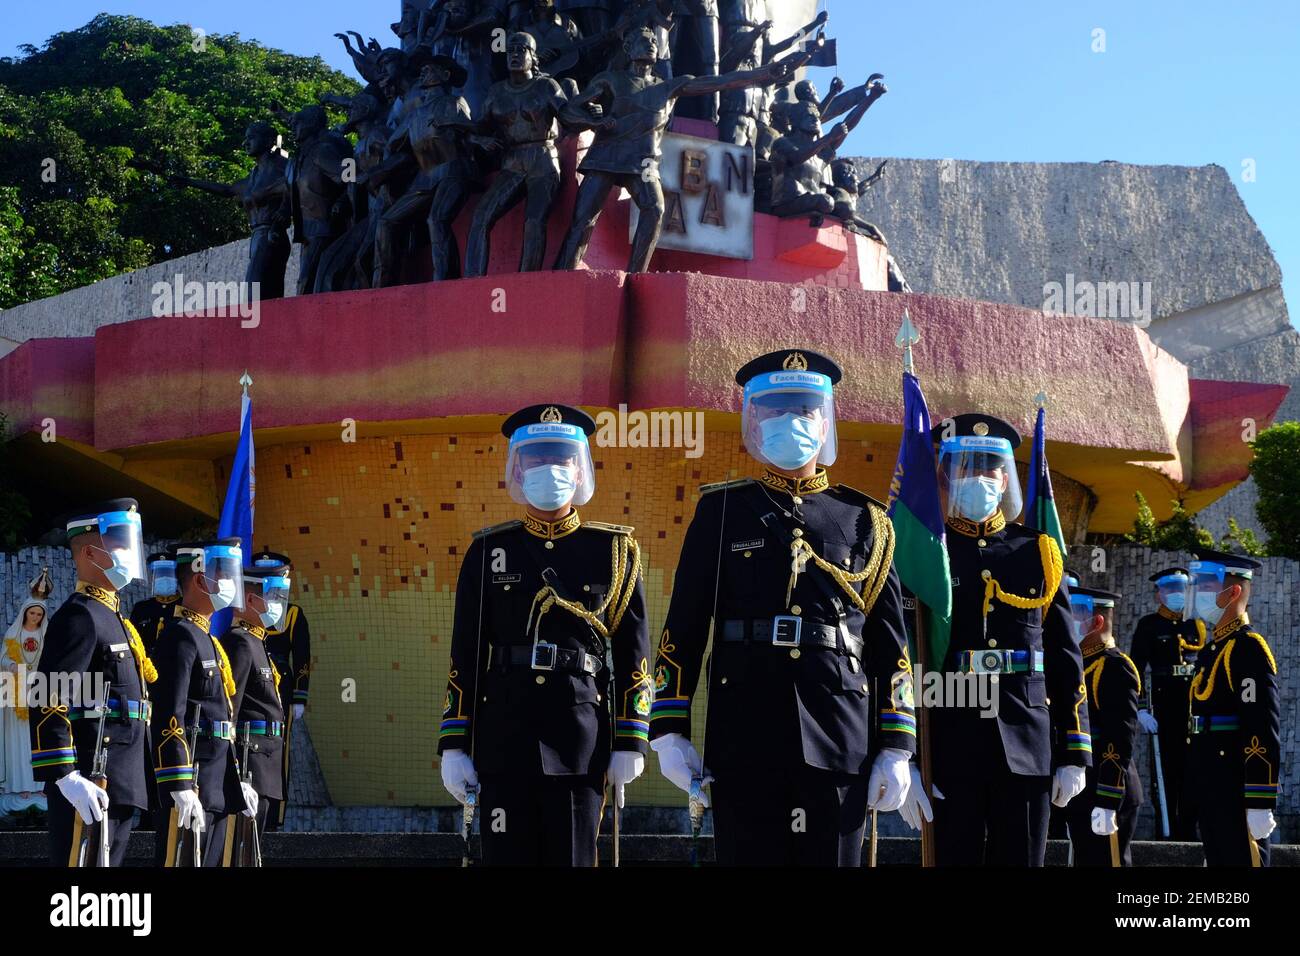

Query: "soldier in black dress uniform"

xmin=150 ymin=539 xmax=257 ymax=867
xmin=250 ymin=548 xmax=312 ymax=831
xmin=437 ymin=404 xmax=652 ymax=865
xmin=223 ymin=561 xmax=291 ymax=849
xmin=650 ymin=349 xmax=914 ymax=866
xmin=130 ymin=552 xmax=180 ymax=659
xmin=29 ymin=500 xmax=154 ymax=867
xmin=1064 ymin=587 xmax=1142 ymax=866
xmin=1127 ymin=567 xmax=1202 ymax=839
xmin=900 ymin=414 xmax=1091 ymax=866
xmin=1185 ymin=549 xmax=1280 ymax=866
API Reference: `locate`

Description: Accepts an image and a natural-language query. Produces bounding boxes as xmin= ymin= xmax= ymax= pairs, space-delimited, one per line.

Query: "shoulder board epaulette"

xmin=1115 ymin=651 xmax=1142 ymax=694
xmin=583 ymin=521 xmax=634 ymax=535
xmin=472 ymin=519 xmax=523 ymax=540
xmin=1244 ymin=631 xmax=1279 ymax=675
xmin=830 ymin=483 xmax=888 ymax=511
xmin=700 ymin=478 xmax=755 ymax=495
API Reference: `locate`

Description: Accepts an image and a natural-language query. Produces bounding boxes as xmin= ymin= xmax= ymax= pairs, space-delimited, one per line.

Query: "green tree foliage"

xmin=1249 ymin=421 xmax=1300 ymax=560
xmin=0 ymin=14 xmax=358 ymax=308
xmin=1126 ymin=492 xmax=1214 ymax=552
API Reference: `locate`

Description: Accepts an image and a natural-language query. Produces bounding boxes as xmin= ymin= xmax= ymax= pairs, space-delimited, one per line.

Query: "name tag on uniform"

xmin=109 ymin=643 xmax=129 ymax=652
xmin=731 ymin=539 xmax=764 ymax=552
xmin=951 ymin=577 xmax=961 ymax=587
xmin=200 ymin=659 xmax=217 ymax=668
xmin=258 ymin=667 xmax=273 ymax=679
xmin=492 ymin=573 xmax=521 ymax=584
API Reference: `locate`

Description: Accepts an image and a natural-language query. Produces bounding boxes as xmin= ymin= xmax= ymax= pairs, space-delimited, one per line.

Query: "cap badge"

xmin=782 ymin=351 xmax=808 ymax=372
xmin=539 ymin=406 xmax=563 ymax=424
xmin=973 ymin=421 xmax=989 ymax=436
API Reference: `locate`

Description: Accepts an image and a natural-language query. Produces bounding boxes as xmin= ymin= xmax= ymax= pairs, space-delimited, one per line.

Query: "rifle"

xmin=165 ymin=720 xmax=203 ymax=868
xmin=460 ymin=784 xmax=478 ymax=868
xmin=234 ymin=726 xmax=263 ymax=867
xmin=1150 ymin=730 xmax=1170 ymax=838
xmin=68 ymin=701 xmax=111 ymax=868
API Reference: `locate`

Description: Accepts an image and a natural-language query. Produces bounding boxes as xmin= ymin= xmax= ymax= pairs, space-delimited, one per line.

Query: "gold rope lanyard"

xmin=526 ymin=534 xmax=642 ymax=646
xmin=785 ymin=504 xmax=895 ymax=617
xmin=980 ymin=533 xmax=1064 ymax=641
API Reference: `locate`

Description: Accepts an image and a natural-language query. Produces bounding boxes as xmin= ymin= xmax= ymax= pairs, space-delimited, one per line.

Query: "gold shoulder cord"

xmin=1179 ymin=619 xmax=1208 ymax=653
xmin=981 ymin=534 xmax=1063 ymax=617
xmin=526 ymin=534 xmax=643 ymax=641
xmin=785 ymin=504 xmax=895 ymax=616
xmin=122 ymin=617 xmax=159 ymax=684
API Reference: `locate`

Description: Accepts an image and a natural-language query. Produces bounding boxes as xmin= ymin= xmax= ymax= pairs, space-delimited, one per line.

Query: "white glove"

xmin=866 ymin=748 xmax=912 ymax=812
xmin=1091 ymin=806 xmax=1118 ymax=835
xmin=898 ymin=764 xmax=934 ymax=831
xmin=439 ymin=749 xmax=479 ymax=805
xmin=292 ymin=703 xmax=305 ymax=721
xmin=1051 ymin=765 xmax=1087 ymax=807
xmin=56 ymin=771 xmax=110 ymax=825
xmin=1137 ymin=709 xmax=1159 ymax=734
xmin=607 ymin=751 xmax=645 ymax=809
xmin=1247 ymin=809 xmax=1276 ymax=841
xmin=650 ymin=733 xmax=711 ymax=806
xmin=240 ymin=782 xmax=259 ymax=818
xmin=170 ymin=790 xmax=206 ymax=832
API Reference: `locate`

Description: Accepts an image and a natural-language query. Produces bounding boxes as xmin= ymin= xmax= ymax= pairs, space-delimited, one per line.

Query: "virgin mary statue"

xmin=1 ymin=569 xmax=53 ymax=815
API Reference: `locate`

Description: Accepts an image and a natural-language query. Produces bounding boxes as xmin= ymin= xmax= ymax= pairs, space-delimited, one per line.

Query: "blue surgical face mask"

xmin=522 ymin=464 xmax=577 ymax=512
xmin=259 ymin=600 xmax=285 ymax=630
xmin=758 ymin=414 xmax=822 ymax=469
xmin=1162 ymin=592 xmax=1185 ymax=613
xmin=951 ymin=476 xmax=1003 ymax=521
xmin=1194 ymin=591 xmax=1224 ymax=626
xmin=206 ymin=577 xmax=238 ymax=612
xmin=153 ymin=576 xmax=178 ymax=598
xmin=90 ymin=546 xmax=134 ymax=591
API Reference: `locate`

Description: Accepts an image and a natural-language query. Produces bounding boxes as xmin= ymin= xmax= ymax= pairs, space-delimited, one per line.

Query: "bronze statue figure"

xmin=718 ymin=6 xmax=827 ymax=147
xmin=431 ymin=0 xmax=507 ymax=116
xmin=669 ymin=0 xmax=722 ymax=122
xmin=553 ymin=26 xmax=803 ymax=274
xmin=828 ymin=157 xmax=887 ymax=241
xmin=465 ymin=32 xmax=573 ymax=276
xmin=765 ymin=77 xmax=885 ymax=224
xmin=284 ymin=105 xmax=354 ymax=296
xmin=373 ymin=50 xmax=479 ymax=285
xmin=142 ymin=121 xmax=291 ymax=300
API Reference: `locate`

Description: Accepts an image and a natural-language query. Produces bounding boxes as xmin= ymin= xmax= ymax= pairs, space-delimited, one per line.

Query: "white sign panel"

xmin=630 ymin=131 xmax=755 ymax=260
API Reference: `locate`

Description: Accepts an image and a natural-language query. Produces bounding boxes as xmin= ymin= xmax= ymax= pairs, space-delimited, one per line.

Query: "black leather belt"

xmin=721 ymin=618 xmax=863 ymax=659
xmin=492 ymin=643 xmax=603 ymax=676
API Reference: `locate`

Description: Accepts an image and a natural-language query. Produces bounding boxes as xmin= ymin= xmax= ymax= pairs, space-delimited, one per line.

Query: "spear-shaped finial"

xmin=240 ymin=370 xmax=253 ymax=397
xmin=1034 ymin=390 xmax=1047 ymax=409
xmin=894 ymin=308 xmax=920 ymax=375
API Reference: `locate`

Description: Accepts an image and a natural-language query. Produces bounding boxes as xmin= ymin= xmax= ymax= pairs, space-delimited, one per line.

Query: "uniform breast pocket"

xmin=191 ymin=663 xmax=220 ymax=699
xmin=583 ymin=584 xmax=607 ymax=614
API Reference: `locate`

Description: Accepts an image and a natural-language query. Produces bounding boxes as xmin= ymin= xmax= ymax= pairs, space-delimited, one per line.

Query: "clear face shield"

xmin=149 ymin=559 xmax=178 ymax=598
xmin=1154 ymin=573 xmax=1189 ymax=615
xmin=190 ymin=543 xmax=245 ymax=614
xmin=938 ymin=436 xmax=1023 ymax=523
xmin=1186 ymin=561 xmax=1245 ymax=626
xmin=741 ymin=370 xmax=838 ymax=469
xmin=1068 ymin=593 xmax=1103 ymax=643
xmin=92 ymin=510 xmax=146 ymax=588
xmin=505 ymin=424 xmax=595 ymax=511
xmin=243 ymin=573 xmax=290 ymax=629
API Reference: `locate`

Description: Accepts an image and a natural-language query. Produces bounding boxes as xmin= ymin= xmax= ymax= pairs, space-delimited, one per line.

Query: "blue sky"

xmin=6 ymin=2 xmax=1297 ymax=320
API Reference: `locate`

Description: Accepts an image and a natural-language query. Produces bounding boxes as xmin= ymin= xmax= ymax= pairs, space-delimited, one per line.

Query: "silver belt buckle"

xmin=1171 ymin=664 xmax=1195 ymax=677
xmin=531 ymin=642 xmax=558 ymax=671
xmin=970 ymin=650 xmax=1006 ymax=674
xmin=771 ymin=615 xmax=802 ymax=647
xmin=1188 ymin=716 xmax=1205 ymax=735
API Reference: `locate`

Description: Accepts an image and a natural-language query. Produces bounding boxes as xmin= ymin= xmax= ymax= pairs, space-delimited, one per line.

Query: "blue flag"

xmin=1024 ymin=405 xmax=1066 ymax=558
xmin=886 ymin=372 xmax=952 ymax=666
xmin=212 ymin=391 xmax=254 ymax=636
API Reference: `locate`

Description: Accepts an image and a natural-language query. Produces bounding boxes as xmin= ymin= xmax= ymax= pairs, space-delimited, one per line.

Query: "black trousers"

xmin=46 ymin=784 xmax=137 ymax=867
xmin=1065 ymin=792 xmax=1141 ymax=866
xmin=478 ymin=772 xmax=606 ymax=866
xmin=932 ymin=765 xmax=1052 ymax=866
xmin=711 ymin=766 xmax=869 ymax=867
xmin=1192 ymin=743 xmax=1270 ymax=866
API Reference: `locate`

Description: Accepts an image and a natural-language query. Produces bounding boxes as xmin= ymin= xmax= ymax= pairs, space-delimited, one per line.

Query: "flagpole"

xmin=895 ymin=310 xmax=936 ymax=868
